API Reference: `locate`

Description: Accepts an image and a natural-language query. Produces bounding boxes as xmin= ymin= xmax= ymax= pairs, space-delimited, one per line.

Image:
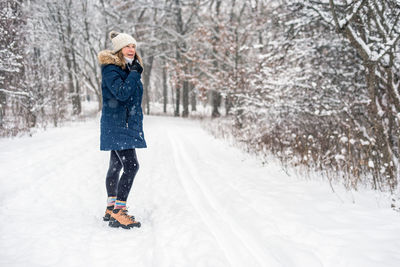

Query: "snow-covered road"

xmin=1 ymin=115 xmax=399 ymax=267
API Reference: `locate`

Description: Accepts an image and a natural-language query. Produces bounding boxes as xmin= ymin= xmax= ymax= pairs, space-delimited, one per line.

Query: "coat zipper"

xmin=125 ymin=107 xmax=129 ymax=128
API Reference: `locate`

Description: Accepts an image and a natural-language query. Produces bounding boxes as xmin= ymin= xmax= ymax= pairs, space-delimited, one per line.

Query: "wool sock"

xmin=107 ymin=196 xmax=117 ymax=207
xmin=114 ymin=200 xmax=126 ymax=210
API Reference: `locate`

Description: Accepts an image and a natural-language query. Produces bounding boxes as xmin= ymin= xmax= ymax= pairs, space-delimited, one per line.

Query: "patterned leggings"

xmin=105 ymin=149 xmax=139 ymax=201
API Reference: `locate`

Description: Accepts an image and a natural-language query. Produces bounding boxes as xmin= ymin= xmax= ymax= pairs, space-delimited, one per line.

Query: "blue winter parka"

xmin=98 ymin=50 xmax=147 ymax=151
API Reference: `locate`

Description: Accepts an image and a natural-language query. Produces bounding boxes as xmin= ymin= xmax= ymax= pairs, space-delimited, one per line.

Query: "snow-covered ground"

xmin=1 ymin=115 xmax=399 ymax=267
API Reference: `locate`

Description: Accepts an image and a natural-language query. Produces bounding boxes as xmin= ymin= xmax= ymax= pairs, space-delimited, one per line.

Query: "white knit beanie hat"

xmin=109 ymin=31 xmax=137 ymax=53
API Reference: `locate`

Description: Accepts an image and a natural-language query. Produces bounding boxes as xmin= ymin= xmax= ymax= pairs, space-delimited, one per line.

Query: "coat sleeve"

xmin=102 ymin=65 xmax=142 ymax=102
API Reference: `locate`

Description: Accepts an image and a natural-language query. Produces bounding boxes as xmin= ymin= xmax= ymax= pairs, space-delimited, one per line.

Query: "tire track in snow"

xmin=167 ymin=130 xmax=281 ymax=267
xmin=167 ymin=132 xmax=235 ymax=266
xmin=173 ymin=128 xmax=324 ymax=267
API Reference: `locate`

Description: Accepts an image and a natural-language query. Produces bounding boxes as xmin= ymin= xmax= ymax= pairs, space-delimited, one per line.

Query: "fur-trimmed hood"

xmin=97 ymin=50 xmax=125 ymax=68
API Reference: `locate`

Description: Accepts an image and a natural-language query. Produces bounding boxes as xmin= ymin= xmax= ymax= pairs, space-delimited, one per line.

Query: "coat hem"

xmin=100 ymin=144 xmax=147 ymax=151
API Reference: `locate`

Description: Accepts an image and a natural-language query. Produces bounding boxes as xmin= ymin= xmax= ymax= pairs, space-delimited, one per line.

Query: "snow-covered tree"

xmin=0 ymin=0 xmax=28 ymax=135
xmin=302 ymin=0 xmax=400 ymax=192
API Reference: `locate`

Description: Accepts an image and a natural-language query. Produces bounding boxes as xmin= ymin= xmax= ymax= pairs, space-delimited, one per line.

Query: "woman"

xmin=97 ymin=31 xmax=146 ymax=229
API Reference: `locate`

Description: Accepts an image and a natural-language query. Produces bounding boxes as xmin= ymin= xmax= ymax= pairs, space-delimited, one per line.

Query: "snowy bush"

xmin=199 ymin=0 xmax=400 ymax=200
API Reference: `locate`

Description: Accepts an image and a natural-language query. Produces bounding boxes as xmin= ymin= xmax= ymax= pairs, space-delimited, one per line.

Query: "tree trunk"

xmin=0 ymin=92 xmax=5 ymax=127
xmin=211 ymin=90 xmax=221 ymax=118
xmin=225 ymin=93 xmax=232 ymax=115
xmin=174 ymin=0 xmax=184 ymax=117
xmin=142 ymin=52 xmax=154 ymax=115
xmin=65 ymin=1 xmax=81 ymax=115
xmin=210 ymin=0 xmax=222 ymax=118
xmin=190 ymin=81 xmax=196 ymax=111
xmin=163 ymin=61 xmax=168 ymax=113
xmin=175 ymin=84 xmax=181 ymax=117
xmin=366 ymin=63 xmax=396 ymax=190
xmin=175 ymin=48 xmax=182 ymax=117
xmin=182 ymin=79 xmax=189 ymax=117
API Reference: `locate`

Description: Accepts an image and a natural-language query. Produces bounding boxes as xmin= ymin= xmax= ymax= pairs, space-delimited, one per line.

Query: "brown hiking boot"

xmin=103 ymin=206 xmax=114 ymax=221
xmin=103 ymin=206 xmax=135 ymax=221
xmin=109 ymin=209 xmax=141 ymax=229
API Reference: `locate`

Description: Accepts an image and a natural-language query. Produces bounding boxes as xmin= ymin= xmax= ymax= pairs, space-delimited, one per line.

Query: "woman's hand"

xmin=129 ymin=60 xmax=143 ymax=74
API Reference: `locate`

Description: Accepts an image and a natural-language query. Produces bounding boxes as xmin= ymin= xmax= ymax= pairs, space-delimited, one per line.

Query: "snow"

xmin=337 ymin=0 xmax=364 ymax=29
xmin=334 ymin=154 xmax=345 ymax=161
xmin=348 ymin=25 xmax=373 ymax=58
xmin=1 ymin=115 xmax=400 ymax=267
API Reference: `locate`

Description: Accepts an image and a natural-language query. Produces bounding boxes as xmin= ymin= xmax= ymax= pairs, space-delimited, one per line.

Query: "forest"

xmin=1 ymin=0 xmax=399 ymax=201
